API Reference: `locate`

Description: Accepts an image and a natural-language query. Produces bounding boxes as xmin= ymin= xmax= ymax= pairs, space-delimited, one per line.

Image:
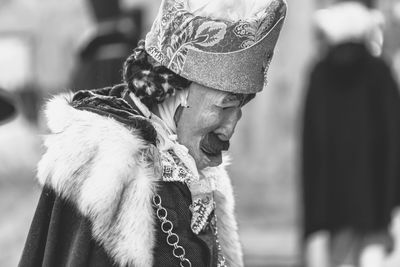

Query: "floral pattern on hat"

xmin=146 ymin=0 xmax=286 ymax=74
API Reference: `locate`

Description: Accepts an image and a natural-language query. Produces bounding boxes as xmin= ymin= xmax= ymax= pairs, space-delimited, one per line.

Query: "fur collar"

xmin=37 ymin=94 xmax=243 ymax=267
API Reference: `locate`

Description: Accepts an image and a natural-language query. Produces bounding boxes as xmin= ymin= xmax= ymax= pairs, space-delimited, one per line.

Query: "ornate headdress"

xmin=145 ymin=0 xmax=287 ymax=94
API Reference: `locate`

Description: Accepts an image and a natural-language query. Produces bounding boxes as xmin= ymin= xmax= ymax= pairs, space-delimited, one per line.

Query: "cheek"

xmin=196 ymin=109 xmax=222 ymax=133
xmin=177 ymin=104 xmax=223 ymax=139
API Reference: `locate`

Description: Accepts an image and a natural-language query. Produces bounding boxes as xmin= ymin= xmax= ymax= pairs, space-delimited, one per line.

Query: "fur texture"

xmin=37 ymin=94 xmax=243 ymax=266
xmin=203 ymin=166 xmax=244 ymax=267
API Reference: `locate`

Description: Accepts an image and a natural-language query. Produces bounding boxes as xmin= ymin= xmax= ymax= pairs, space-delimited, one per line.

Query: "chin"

xmin=197 ymin=151 xmax=222 ymax=169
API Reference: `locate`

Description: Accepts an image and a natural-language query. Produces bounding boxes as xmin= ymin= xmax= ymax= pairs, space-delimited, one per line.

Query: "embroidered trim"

xmin=146 ymin=0 xmax=287 ymax=74
xmin=160 ymin=149 xmax=217 ymax=235
xmin=161 ymin=149 xmax=194 ymax=183
xmin=189 ymin=195 xmax=215 ymax=235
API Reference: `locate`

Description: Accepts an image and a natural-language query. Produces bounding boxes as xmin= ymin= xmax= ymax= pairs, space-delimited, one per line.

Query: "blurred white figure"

xmin=314 ymin=1 xmax=384 ymax=56
xmin=392 ymin=2 xmax=400 ymax=85
xmin=359 ymin=245 xmax=385 ymax=267
xmin=383 ymin=209 xmax=400 ymax=267
xmin=305 ymin=231 xmax=330 ymax=267
xmin=393 ymin=1 xmax=400 ymax=21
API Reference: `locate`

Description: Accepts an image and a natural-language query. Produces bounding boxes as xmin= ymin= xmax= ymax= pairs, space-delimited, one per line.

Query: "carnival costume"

xmin=19 ymin=0 xmax=287 ymax=266
xmin=303 ymin=2 xmax=400 ymax=238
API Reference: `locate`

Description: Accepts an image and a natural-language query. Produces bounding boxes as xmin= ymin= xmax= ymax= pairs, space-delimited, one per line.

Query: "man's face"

xmin=176 ymin=82 xmax=248 ymax=170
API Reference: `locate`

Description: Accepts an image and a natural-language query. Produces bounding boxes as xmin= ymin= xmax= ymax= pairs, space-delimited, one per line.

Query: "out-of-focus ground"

xmin=0 ymin=116 xmax=42 ymax=267
xmin=0 ymin=183 xmax=40 ymax=266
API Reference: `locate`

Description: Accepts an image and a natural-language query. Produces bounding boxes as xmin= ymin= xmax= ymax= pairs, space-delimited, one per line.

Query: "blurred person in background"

xmin=19 ymin=0 xmax=287 ymax=266
xmin=302 ymin=2 xmax=400 ymax=267
xmin=392 ymin=1 xmax=400 ymax=85
xmin=0 ymin=87 xmax=16 ymax=124
xmin=16 ymin=85 xmax=43 ymax=125
xmin=70 ymin=0 xmax=142 ymax=91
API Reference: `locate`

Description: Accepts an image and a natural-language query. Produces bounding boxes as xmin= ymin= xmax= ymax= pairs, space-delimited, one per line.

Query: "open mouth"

xmin=200 ymin=132 xmax=230 ymax=157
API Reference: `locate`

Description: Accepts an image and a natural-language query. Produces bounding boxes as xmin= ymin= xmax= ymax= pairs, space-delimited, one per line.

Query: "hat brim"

xmin=180 ymin=17 xmax=285 ymax=94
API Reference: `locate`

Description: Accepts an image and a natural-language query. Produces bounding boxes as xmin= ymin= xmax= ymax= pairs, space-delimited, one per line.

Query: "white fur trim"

xmin=38 ymin=94 xmax=157 ymax=266
xmin=203 ymin=161 xmax=244 ymax=267
xmin=37 ymin=94 xmax=243 ymax=266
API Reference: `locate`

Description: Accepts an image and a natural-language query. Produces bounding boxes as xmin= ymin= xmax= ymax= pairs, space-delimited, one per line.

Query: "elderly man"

xmin=20 ymin=0 xmax=286 ymax=266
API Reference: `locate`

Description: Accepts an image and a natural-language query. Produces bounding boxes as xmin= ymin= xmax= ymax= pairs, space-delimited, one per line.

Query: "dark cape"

xmin=302 ymin=43 xmax=400 ymax=237
xmin=19 ymin=86 xmax=244 ymax=267
xmin=19 ymin=184 xmax=215 ymax=267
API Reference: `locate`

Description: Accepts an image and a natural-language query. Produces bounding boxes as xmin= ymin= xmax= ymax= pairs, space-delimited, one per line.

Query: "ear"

xmin=174 ymin=105 xmax=184 ymax=126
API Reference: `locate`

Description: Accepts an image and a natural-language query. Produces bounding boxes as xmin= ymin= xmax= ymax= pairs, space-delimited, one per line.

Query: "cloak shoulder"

xmin=37 ymin=94 xmax=157 ymax=266
xmin=25 ymin=94 xmax=243 ymax=266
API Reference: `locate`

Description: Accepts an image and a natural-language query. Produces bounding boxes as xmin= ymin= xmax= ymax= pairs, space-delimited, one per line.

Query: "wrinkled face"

xmin=176 ymin=82 xmax=252 ymax=170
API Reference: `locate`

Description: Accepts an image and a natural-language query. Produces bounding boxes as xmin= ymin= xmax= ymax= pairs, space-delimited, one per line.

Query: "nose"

xmin=215 ymin=108 xmax=242 ymax=141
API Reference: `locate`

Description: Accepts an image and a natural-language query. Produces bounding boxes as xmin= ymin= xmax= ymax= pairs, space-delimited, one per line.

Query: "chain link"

xmin=213 ymin=214 xmax=228 ymax=267
xmin=153 ymin=194 xmax=192 ymax=267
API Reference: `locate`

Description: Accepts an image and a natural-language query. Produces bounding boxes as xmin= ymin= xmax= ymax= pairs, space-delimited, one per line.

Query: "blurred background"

xmin=1 ymin=0 xmax=400 ymax=266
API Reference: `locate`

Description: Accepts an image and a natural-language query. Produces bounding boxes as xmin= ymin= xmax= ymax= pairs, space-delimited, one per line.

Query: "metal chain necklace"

xmin=153 ymin=194 xmax=192 ymax=267
xmin=212 ymin=214 xmax=228 ymax=267
xmin=153 ymin=193 xmax=229 ymax=267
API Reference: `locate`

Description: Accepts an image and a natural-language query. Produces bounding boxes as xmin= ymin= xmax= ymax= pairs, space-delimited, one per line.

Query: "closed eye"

xmin=217 ymin=100 xmax=241 ymax=109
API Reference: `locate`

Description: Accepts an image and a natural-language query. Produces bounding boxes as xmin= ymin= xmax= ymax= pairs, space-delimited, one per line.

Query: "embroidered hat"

xmin=145 ymin=0 xmax=287 ymax=94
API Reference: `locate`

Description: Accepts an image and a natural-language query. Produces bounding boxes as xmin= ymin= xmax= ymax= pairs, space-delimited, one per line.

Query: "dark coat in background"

xmin=70 ymin=26 xmax=139 ymax=91
xmin=302 ymin=42 xmax=400 ymax=237
xmin=70 ymin=6 xmax=142 ymax=91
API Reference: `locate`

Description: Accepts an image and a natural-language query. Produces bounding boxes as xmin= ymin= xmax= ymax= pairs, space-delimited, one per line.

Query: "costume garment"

xmin=19 ymin=85 xmax=243 ymax=267
xmin=302 ymin=42 xmax=400 ymax=237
